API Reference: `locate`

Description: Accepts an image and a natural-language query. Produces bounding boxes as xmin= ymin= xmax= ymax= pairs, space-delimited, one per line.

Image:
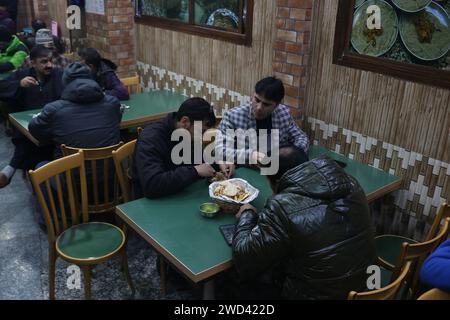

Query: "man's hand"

xmin=20 ymin=76 xmax=39 ymax=88
xmin=219 ymin=163 xmax=235 ymax=178
xmin=194 ymin=164 xmax=216 ymax=178
xmin=235 ymin=203 xmax=257 ymax=219
xmin=251 ymin=151 xmax=266 ymax=166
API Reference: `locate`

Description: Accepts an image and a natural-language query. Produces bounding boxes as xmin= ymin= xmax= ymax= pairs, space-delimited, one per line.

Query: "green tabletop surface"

xmin=116 ymin=168 xmax=273 ymax=283
xmin=8 ymin=91 xmax=188 ymax=145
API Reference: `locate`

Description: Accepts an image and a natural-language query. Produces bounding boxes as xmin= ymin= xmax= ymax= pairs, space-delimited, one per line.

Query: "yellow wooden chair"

xmin=29 ymin=151 xmax=134 ymax=299
xmin=112 ymin=140 xmax=136 ymax=203
xmin=375 ymin=203 xmax=450 ymax=270
xmin=63 ymin=52 xmax=75 ymax=62
xmin=380 ymin=217 xmax=450 ymax=298
xmin=61 ymin=143 xmax=124 ymax=214
xmin=120 ymin=74 xmax=141 ymax=94
xmin=417 ymin=288 xmax=450 ymax=300
xmin=348 ymin=261 xmax=412 ymax=300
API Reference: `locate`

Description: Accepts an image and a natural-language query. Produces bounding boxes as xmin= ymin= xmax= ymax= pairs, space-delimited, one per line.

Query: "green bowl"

xmin=200 ymin=202 xmax=220 ymax=218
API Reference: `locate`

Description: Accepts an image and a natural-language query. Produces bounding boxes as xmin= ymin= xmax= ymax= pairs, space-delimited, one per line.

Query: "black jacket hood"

xmin=61 ymin=78 xmax=104 ymax=104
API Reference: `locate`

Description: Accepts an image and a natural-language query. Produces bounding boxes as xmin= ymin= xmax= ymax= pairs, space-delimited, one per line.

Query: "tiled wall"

xmin=137 ymin=62 xmax=251 ymax=117
xmin=306 ymin=117 xmax=450 ymax=240
xmin=137 ymin=62 xmax=449 ymax=240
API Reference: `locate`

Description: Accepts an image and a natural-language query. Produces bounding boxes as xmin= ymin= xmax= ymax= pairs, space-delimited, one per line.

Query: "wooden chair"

xmin=120 ymin=74 xmax=141 ymax=94
xmin=381 ymin=217 xmax=450 ymax=298
xmin=29 ymin=151 xmax=134 ymax=299
xmin=376 ymin=203 xmax=450 ymax=269
xmin=112 ymin=140 xmax=136 ymax=203
xmin=61 ymin=143 xmax=124 ymax=214
xmin=417 ymin=288 xmax=450 ymax=300
xmin=348 ymin=261 xmax=412 ymax=300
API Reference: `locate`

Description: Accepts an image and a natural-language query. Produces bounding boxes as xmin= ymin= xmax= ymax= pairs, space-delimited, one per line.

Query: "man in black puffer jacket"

xmin=232 ymin=146 xmax=377 ymax=300
xmin=28 ymin=62 xmax=122 ymax=158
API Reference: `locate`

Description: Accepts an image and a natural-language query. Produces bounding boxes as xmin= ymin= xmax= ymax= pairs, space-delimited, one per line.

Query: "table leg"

xmin=203 ymin=280 xmax=215 ymax=300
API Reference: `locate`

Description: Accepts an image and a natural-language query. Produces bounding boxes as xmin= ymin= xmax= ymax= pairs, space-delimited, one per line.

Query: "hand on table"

xmin=219 ymin=163 xmax=235 ymax=178
xmin=235 ymin=203 xmax=257 ymax=219
xmin=195 ymin=164 xmax=216 ymax=178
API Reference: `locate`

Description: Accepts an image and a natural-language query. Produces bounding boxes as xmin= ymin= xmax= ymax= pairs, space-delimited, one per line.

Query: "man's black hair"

xmin=268 ymin=145 xmax=309 ymax=182
xmin=77 ymin=47 xmax=102 ymax=68
xmin=30 ymin=45 xmax=52 ymax=60
xmin=31 ymin=19 xmax=47 ymax=33
xmin=255 ymin=77 xmax=285 ymax=104
xmin=175 ymin=97 xmax=216 ymax=128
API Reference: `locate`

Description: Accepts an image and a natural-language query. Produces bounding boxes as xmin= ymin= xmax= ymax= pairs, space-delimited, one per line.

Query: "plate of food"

xmin=399 ymin=1 xmax=450 ymax=61
xmin=209 ymin=179 xmax=259 ymax=214
xmin=351 ymin=0 xmax=398 ymax=56
xmin=392 ymin=0 xmax=432 ymax=13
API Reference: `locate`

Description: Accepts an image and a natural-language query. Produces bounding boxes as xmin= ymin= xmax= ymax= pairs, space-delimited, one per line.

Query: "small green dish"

xmin=200 ymin=202 xmax=220 ymax=218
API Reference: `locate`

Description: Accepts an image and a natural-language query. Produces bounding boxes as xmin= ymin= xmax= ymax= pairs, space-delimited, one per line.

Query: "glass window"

xmin=135 ymin=0 xmax=253 ymax=46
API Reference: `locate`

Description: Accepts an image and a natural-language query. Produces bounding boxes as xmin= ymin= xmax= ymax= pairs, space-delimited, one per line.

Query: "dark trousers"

xmin=10 ymin=130 xmax=53 ymax=170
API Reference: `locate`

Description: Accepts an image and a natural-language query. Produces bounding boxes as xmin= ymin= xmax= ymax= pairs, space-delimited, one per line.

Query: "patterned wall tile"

xmin=137 ymin=62 xmax=251 ymax=117
xmin=307 ymin=117 xmax=449 ymax=239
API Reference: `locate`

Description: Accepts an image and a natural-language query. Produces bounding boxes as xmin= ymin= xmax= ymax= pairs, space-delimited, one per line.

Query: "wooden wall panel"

xmin=46 ymin=0 xmax=69 ymax=38
xmin=305 ymin=0 xmax=450 ymax=162
xmin=136 ymin=0 xmax=277 ymax=97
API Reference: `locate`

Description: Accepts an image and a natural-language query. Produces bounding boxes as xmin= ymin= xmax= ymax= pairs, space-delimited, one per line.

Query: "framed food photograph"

xmin=333 ymin=0 xmax=450 ymax=89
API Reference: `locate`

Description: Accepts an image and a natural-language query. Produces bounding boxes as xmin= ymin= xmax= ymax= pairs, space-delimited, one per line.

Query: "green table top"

xmin=116 ymin=150 xmax=401 ymax=282
xmin=116 ymin=168 xmax=273 ymax=283
xmin=8 ymin=91 xmax=188 ymax=145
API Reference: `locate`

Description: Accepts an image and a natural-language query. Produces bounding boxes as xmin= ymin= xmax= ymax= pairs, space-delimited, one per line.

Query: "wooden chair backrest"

xmin=63 ymin=52 xmax=75 ymax=62
xmin=425 ymin=203 xmax=450 ymax=242
xmin=120 ymin=75 xmax=141 ymax=94
xmin=29 ymin=151 xmax=88 ymax=243
xmin=393 ymin=218 xmax=450 ymax=296
xmin=112 ymin=139 xmax=137 ymax=203
xmin=348 ymin=261 xmax=412 ymax=300
xmin=417 ymin=288 xmax=450 ymax=300
xmin=61 ymin=143 xmax=124 ymax=213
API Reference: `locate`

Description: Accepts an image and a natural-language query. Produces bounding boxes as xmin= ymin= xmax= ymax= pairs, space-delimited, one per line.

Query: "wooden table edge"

xmin=367 ymin=178 xmax=402 ymax=203
xmin=8 ymin=114 xmax=40 ymax=146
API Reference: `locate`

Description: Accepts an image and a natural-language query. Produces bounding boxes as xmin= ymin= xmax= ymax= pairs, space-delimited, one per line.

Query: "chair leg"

xmin=82 ymin=266 xmax=91 ymax=300
xmin=121 ymin=248 xmax=135 ymax=295
xmin=159 ymin=256 xmax=167 ymax=296
xmin=48 ymin=246 xmax=56 ymax=300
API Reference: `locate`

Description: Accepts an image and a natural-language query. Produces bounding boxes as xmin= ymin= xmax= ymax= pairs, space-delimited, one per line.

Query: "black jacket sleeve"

xmin=232 ymin=200 xmax=291 ymax=279
xmin=134 ymin=134 xmax=199 ymax=198
xmin=28 ymin=102 xmax=58 ymax=144
xmin=0 ymin=70 xmax=24 ymax=101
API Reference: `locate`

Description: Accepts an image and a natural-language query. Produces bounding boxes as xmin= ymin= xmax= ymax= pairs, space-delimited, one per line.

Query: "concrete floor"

xmin=0 ymin=121 xmax=200 ymax=300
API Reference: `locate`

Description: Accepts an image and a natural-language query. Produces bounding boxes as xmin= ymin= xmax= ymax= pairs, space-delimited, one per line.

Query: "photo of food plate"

xmin=351 ymin=0 xmax=399 ymax=56
xmin=392 ymin=0 xmax=432 ymax=13
xmin=399 ymin=1 xmax=450 ymax=61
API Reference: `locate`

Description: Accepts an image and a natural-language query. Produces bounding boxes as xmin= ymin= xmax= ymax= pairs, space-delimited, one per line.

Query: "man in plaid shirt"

xmin=215 ymin=77 xmax=309 ymax=177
